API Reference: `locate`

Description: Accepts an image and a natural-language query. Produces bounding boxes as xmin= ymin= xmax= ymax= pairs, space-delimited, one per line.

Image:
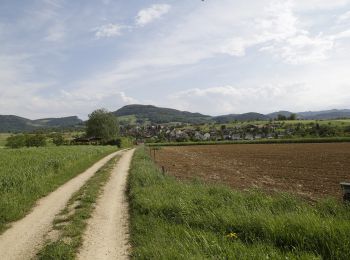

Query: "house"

xmin=244 ymin=133 xmax=254 ymax=140
xmin=232 ymin=134 xmax=241 ymax=140
xmin=203 ymin=133 xmax=211 ymax=141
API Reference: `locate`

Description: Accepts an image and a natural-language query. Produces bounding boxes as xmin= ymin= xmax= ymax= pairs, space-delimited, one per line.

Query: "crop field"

xmin=154 ymin=143 xmax=350 ymax=200
xmin=0 ymin=146 xmax=117 ymax=233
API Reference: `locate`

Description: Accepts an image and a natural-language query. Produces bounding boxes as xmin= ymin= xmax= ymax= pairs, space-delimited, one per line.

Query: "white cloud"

xmin=45 ymin=23 xmax=65 ymax=42
xmin=167 ymin=84 xmax=306 ymax=115
xmin=136 ymin=4 xmax=171 ymax=27
xmin=338 ymin=11 xmax=350 ymax=21
xmin=94 ymin=23 xmax=123 ymax=39
xmin=220 ymin=38 xmax=247 ymax=57
xmin=293 ymin=0 xmax=350 ymax=10
xmin=262 ymin=33 xmax=334 ymax=64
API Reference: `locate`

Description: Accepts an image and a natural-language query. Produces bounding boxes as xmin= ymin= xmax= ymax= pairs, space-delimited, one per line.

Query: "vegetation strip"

xmin=36 ymin=155 xmax=120 ymax=259
xmin=0 ymin=146 xmax=118 ymax=233
xmin=147 ymin=136 xmax=350 ymax=146
xmin=128 ymin=148 xmax=350 ymax=259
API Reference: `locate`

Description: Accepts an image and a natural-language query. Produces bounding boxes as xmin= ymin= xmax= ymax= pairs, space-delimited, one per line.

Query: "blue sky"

xmin=0 ymin=0 xmax=350 ymax=119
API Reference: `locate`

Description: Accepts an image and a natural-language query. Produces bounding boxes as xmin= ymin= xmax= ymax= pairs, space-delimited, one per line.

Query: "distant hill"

xmin=2 ymin=105 xmax=349 ymax=132
xmin=114 ymin=105 xmax=350 ymax=124
xmin=113 ymin=104 xmax=212 ymax=124
xmin=297 ymin=109 xmax=350 ymax=120
xmin=214 ymin=113 xmax=269 ymax=123
xmin=0 ymin=115 xmax=83 ymax=132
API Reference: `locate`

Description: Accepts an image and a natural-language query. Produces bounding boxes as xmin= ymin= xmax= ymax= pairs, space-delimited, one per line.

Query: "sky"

xmin=0 ymin=0 xmax=350 ymax=119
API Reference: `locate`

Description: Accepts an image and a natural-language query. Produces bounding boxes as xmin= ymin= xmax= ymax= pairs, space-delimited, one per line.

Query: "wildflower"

xmin=226 ymin=232 xmax=238 ymax=239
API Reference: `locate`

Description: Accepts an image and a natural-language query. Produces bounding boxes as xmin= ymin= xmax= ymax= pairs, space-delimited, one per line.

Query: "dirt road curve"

xmin=77 ymin=148 xmax=135 ymax=260
xmin=0 ymin=149 xmax=125 ymax=260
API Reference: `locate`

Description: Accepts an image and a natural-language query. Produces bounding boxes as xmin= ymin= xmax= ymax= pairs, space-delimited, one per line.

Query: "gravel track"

xmin=77 ymin=148 xmax=135 ymax=260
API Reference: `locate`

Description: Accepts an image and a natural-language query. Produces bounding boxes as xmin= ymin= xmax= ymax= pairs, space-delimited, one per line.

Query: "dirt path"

xmin=77 ymin=148 xmax=135 ymax=260
xmin=0 ymin=149 xmax=125 ymax=260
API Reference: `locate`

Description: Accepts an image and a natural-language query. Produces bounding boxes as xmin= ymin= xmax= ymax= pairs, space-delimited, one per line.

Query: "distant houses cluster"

xmin=120 ymin=123 xmax=289 ymax=143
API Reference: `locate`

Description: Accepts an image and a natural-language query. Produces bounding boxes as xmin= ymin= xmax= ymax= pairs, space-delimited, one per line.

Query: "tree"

xmin=86 ymin=109 xmax=119 ymax=143
xmin=277 ymin=114 xmax=287 ymax=121
xmin=52 ymin=133 xmax=65 ymax=146
xmin=25 ymin=134 xmax=46 ymax=147
xmin=5 ymin=135 xmax=26 ymax=148
xmin=288 ymin=113 xmax=297 ymax=120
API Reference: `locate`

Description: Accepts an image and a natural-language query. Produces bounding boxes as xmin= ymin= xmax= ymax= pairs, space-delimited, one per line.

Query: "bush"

xmin=25 ymin=134 xmax=46 ymax=147
xmin=52 ymin=133 xmax=65 ymax=146
xmin=104 ymin=138 xmax=121 ymax=147
xmin=5 ymin=135 xmax=26 ymax=148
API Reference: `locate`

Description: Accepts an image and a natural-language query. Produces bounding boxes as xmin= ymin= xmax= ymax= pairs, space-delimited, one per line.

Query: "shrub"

xmin=5 ymin=135 xmax=26 ymax=148
xmin=52 ymin=133 xmax=65 ymax=146
xmin=25 ymin=134 xmax=46 ymax=147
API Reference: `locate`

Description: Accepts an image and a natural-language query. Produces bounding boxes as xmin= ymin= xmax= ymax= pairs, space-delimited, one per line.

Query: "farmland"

xmin=0 ymin=146 xmax=118 ymax=233
xmin=129 ymin=148 xmax=350 ymax=259
xmin=154 ymin=143 xmax=350 ymax=200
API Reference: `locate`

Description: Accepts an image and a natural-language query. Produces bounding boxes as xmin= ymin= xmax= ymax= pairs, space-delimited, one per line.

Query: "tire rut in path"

xmin=0 ymin=150 xmax=125 ymax=260
xmin=77 ymin=148 xmax=135 ymax=260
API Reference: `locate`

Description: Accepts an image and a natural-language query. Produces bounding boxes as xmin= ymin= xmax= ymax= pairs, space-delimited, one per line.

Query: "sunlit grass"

xmin=0 ymin=146 xmax=118 ymax=233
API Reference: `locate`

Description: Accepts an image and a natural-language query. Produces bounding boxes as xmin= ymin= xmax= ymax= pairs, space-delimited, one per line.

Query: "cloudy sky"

xmin=1 ymin=0 xmax=350 ymax=119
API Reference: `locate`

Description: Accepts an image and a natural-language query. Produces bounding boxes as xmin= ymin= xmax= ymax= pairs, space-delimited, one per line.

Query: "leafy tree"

xmin=5 ymin=135 xmax=26 ymax=148
xmin=52 ymin=133 xmax=65 ymax=146
xmin=86 ymin=109 xmax=119 ymax=143
xmin=277 ymin=114 xmax=287 ymax=121
xmin=288 ymin=113 xmax=297 ymax=120
xmin=25 ymin=134 xmax=46 ymax=147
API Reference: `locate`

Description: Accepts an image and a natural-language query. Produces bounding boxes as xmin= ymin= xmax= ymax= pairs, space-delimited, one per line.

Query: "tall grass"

xmin=128 ymin=148 xmax=350 ymax=259
xmin=0 ymin=146 xmax=118 ymax=233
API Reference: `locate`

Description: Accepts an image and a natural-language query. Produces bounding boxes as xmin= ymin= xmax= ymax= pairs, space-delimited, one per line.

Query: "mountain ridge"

xmin=113 ymin=104 xmax=350 ymax=124
xmin=1 ymin=105 xmax=350 ymax=132
xmin=0 ymin=115 xmax=83 ymax=132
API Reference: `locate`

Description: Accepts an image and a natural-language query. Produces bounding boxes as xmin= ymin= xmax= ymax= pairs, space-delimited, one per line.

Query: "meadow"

xmin=128 ymin=148 xmax=350 ymax=259
xmin=0 ymin=146 xmax=118 ymax=233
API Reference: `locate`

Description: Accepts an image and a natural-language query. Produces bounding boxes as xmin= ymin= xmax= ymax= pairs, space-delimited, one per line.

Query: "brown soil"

xmin=154 ymin=143 xmax=350 ymax=201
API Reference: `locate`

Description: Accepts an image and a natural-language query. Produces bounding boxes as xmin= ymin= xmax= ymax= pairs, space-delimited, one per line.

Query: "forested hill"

xmin=113 ymin=104 xmax=212 ymax=124
xmin=0 ymin=115 xmax=83 ymax=132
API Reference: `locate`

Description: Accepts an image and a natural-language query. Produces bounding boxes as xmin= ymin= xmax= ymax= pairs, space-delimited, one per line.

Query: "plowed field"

xmin=154 ymin=143 xmax=350 ymax=200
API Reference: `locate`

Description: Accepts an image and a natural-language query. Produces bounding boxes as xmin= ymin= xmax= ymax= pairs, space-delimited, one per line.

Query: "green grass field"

xmin=128 ymin=148 xmax=350 ymax=259
xmin=0 ymin=146 xmax=118 ymax=233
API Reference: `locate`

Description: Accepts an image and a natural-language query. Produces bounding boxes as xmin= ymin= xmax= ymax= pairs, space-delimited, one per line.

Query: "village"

xmin=120 ymin=122 xmax=292 ymax=143
xmin=119 ymin=120 xmax=344 ymax=143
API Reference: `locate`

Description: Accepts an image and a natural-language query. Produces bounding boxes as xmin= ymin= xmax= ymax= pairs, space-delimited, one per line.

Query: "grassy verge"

xmin=147 ymin=137 xmax=350 ymax=147
xmin=0 ymin=146 xmax=118 ymax=233
xmin=128 ymin=148 xmax=350 ymax=259
xmin=36 ymin=155 xmax=120 ymax=260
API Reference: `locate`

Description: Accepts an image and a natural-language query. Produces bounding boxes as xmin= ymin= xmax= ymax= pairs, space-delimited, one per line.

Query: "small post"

xmin=162 ymin=166 xmax=165 ymax=175
xmin=340 ymin=182 xmax=350 ymax=202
